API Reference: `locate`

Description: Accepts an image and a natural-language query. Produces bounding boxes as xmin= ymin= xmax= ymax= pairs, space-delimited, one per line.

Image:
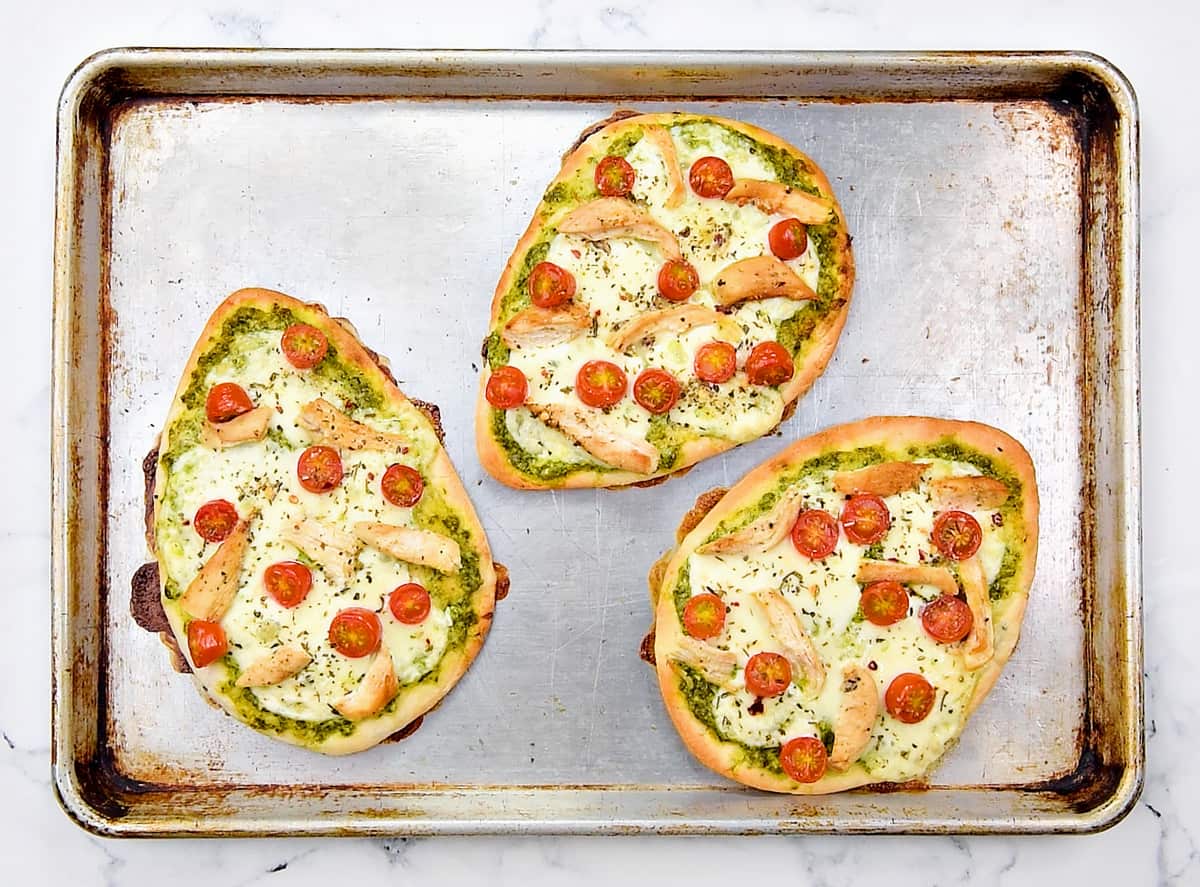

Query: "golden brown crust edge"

xmin=650 ymin=416 xmax=1039 ymax=793
xmin=476 ymin=111 xmax=855 ymax=490
xmin=154 ymin=287 xmax=497 ymax=755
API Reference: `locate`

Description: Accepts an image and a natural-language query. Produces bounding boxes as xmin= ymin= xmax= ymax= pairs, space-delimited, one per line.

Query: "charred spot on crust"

xmin=639 ymin=628 xmax=657 ymax=666
xmin=130 ymin=562 xmax=170 ymax=633
xmin=493 ymin=562 xmax=510 ymax=601
xmin=564 ymin=108 xmax=644 ymax=160
xmin=677 ymin=487 xmax=730 ymax=542
xmin=408 ymin=398 xmax=445 ymax=445
xmin=382 ymin=714 xmax=424 ymax=743
xmin=142 ymin=441 xmax=159 ymax=549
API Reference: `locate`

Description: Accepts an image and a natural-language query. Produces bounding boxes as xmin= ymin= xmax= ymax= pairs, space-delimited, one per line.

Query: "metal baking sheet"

xmin=51 ymin=49 xmax=1141 ymax=836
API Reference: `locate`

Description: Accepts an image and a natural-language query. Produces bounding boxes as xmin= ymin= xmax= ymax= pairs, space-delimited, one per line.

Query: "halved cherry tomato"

xmin=205 ymin=382 xmax=253 ymax=424
xmin=931 ymin=510 xmax=983 ymax=560
xmin=768 ymin=218 xmax=809 ymax=260
xmin=780 ymin=736 xmax=828 ymax=784
xmin=264 ymin=561 xmax=312 ymax=608
xmin=281 ymin=323 xmax=328 ymax=369
xmin=381 ymin=463 xmax=424 ymax=508
xmin=694 ymin=341 xmax=737 ymax=383
xmin=187 ymin=620 xmax=228 ymax=668
xmin=595 ymin=155 xmax=636 ymax=197
xmin=791 ymin=509 xmax=839 ymax=559
xmin=528 ymin=261 xmax=576 ymax=309
xmin=682 ymin=593 xmax=725 ymax=640
xmin=389 ymin=583 xmax=432 ymax=625
xmin=576 ymin=360 xmax=627 ymax=408
xmin=921 ymin=594 xmax=974 ymax=644
xmin=860 ymin=580 xmax=909 ymax=626
xmin=840 ymin=494 xmax=891 ymax=545
xmin=745 ymin=651 xmax=792 ymax=697
xmin=657 ymin=260 xmax=700 ymax=301
xmin=885 ymin=672 xmax=936 ymax=724
xmin=745 ymin=341 xmax=795 ymax=386
xmin=633 ymin=368 xmax=680 ymax=415
xmin=328 ymin=607 xmax=382 ymax=658
xmin=689 ymin=156 xmax=735 ymax=198
xmin=297 ymin=445 xmax=343 ymax=494
xmin=193 ymin=499 xmax=238 ymax=543
xmin=486 ymin=365 xmax=528 ymax=409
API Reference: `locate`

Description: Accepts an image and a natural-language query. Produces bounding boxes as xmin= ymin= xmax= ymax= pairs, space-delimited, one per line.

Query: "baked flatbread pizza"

xmin=477 ymin=111 xmax=854 ymax=489
xmin=647 ymin=417 xmax=1038 ymax=792
xmin=147 ymin=288 xmax=499 ymax=755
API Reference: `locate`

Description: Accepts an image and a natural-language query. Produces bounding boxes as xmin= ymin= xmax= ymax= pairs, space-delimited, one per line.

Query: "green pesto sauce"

xmin=646 ymin=414 xmax=684 ymax=472
xmin=488 ymin=405 xmax=595 ymax=482
xmin=497 ymin=237 xmax=553 ymax=325
xmin=483 ymin=331 xmax=511 ymax=370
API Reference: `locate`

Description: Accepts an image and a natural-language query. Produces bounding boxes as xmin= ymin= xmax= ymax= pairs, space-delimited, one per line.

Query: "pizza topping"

xmin=768 ymin=218 xmax=809 ymax=261
xmin=724 ymin=179 xmax=834 ymax=224
xmin=527 ymin=401 xmax=660 ymax=474
xmin=328 ymin=607 xmax=383 ymax=658
xmin=930 ymin=476 xmax=1011 ymax=510
xmin=333 ymin=648 xmax=399 ymax=720
xmin=558 ymin=197 xmax=682 ymax=261
xmin=203 ymin=405 xmax=273 ymax=448
xmin=711 ymin=256 xmax=818 ymax=307
xmin=527 ymin=261 xmax=577 ymax=308
xmin=885 ymin=673 xmax=936 ymax=724
xmin=193 ymin=499 xmax=239 ymax=543
xmin=745 ymin=341 xmax=795 ymax=387
xmin=298 ymin=398 xmax=407 ymax=452
xmin=187 ymin=620 xmax=228 ymax=668
xmin=859 ymin=581 xmax=909 ymax=626
xmin=744 ymin=651 xmax=792 ymax=697
xmin=682 ymin=593 xmax=725 ymax=640
xmin=179 ymin=518 xmax=252 ymax=621
xmin=753 ymin=588 xmax=826 ymax=695
xmin=606 ymin=304 xmax=736 ymax=353
xmin=688 ymin=156 xmax=735 ymax=199
xmin=791 ymin=509 xmax=839 ymax=559
xmin=502 ymin=303 xmax=590 ymax=349
xmin=263 ymin=561 xmax=313 ymax=608
xmin=389 ymin=583 xmax=432 ymax=625
xmin=668 ymin=634 xmax=738 ymax=684
xmin=633 ymin=368 xmax=681 ymax=415
xmin=921 ymin=594 xmax=974 ymax=644
xmin=234 ymin=644 xmax=312 ymax=687
xmin=694 ymin=341 xmax=738 ymax=383
xmin=832 ymin=462 xmax=928 ymax=497
xmin=353 ymin=522 xmax=463 ymax=574
xmin=297 ymin=445 xmax=344 ymax=494
xmin=594 ymin=155 xmax=636 ymax=197
xmin=931 ymin=510 xmax=983 ymax=560
xmin=486 ymin=365 xmax=528 ymax=409
xmin=381 ymin=463 xmax=424 ymax=508
xmin=857 ymin=560 xmax=958 ymax=598
xmin=958 ymin=556 xmax=995 ymax=669
xmin=205 ymin=382 xmax=254 ymax=424
xmin=698 ymin=486 xmax=805 ymax=555
xmin=643 ymin=125 xmax=687 ymax=208
xmin=281 ymin=323 xmax=329 ymax=369
xmin=282 ymin=517 xmax=360 ymax=586
xmin=576 ymin=359 xmax=628 ymax=408
xmin=840 ymin=494 xmax=891 ymax=545
xmin=780 ymin=736 xmax=828 ymax=783
xmin=657 ymin=259 xmax=700 ymax=302
xmin=828 ymin=665 xmax=880 ymax=770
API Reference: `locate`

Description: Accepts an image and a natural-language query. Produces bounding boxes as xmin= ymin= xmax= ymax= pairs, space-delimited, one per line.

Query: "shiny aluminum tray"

xmin=51 ymin=49 xmax=1141 ymax=836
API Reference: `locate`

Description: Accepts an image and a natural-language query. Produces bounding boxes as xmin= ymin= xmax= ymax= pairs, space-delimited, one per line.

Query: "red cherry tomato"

xmin=860 ymin=580 xmax=909 ymax=626
xmin=281 ymin=323 xmax=328 ymax=369
xmin=657 ymin=260 xmax=700 ymax=302
xmin=768 ymin=218 xmax=809 ymax=260
xmin=193 ymin=499 xmax=238 ymax=543
xmin=921 ymin=594 xmax=974 ymax=643
xmin=528 ymin=261 xmax=576 ymax=309
xmin=205 ymin=382 xmax=253 ymax=424
xmin=745 ymin=652 xmax=792 ymax=697
xmin=297 ymin=445 xmax=343 ymax=494
xmin=694 ymin=341 xmax=737 ymax=383
xmin=187 ymin=620 xmax=228 ymax=668
xmin=328 ymin=608 xmax=382 ymax=658
xmin=263 ymin=561 xmax=313 ymax=608
xmin=745 ymin=341 xmax=795 ymax=386
xmin=633 ymin=368 xmax=681 ymax=414
xmin=931 ymin=510 xmax=983 ymax=560
xmin=595 ymin=155 xmax=636 ymax=197
xmin=885 ymin=673 xmax=936 ymax=724
xmin=682 ymin=593 xmax=725 ymax=640
xmin=381 ymin=464 xmax=424 ymax=508
xmin=486 ymin=365 xmax=528 ymax=409
xmin=840 ymin=494 xmax=891 ymax=545
xmin=576 ymin=360 xmax=628 ymax=408
xmin=389 ymin=583 xmax=432 ymax=625
xmin=780 ymin=736 xmax=828 ymax=784
xmin=791 ymin=509 xmax=839 ymax=559
xmin=689 ymin=156 xmax=735 ymax=198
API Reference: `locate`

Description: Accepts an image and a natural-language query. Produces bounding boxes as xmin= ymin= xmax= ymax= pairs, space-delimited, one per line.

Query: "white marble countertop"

xmin=5 ymin=0 xmax=1193 ymax=883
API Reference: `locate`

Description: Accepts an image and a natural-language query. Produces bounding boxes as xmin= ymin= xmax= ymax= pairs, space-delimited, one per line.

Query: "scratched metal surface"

xmin=52 ymin=51 xmax=1141 ymax=835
